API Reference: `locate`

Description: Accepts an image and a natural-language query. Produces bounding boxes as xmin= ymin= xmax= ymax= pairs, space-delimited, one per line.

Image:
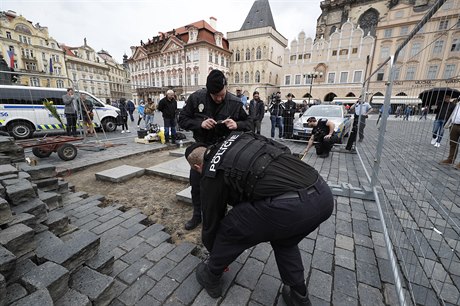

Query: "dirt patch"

xmin=64 ymin=150 xmax=202 ymax=246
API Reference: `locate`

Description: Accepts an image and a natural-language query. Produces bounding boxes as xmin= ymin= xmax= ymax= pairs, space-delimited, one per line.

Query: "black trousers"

xmin=207 ymin=177 xmax=334 ymax=287
xmin=190 ymin=168 xmax=202 ymax=220
xmin=283 ymin=116 xmax=295 ymax=139
xmin=315 ymin=135 xmax=338 ymax=156
xmin=65 ymin=113 xmax=77 ymax=136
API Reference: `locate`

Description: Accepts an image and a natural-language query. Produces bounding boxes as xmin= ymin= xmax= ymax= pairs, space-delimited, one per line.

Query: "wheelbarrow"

xmin=16 ymin=136 xmax=83 ymax=161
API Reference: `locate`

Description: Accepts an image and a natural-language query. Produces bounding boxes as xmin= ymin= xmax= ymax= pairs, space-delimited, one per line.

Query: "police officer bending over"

xmin=179 ymin=70 xmax=252 ymax=230
xmin=304 ymin=117 xmax=338 ymax=158
xmin=185 ymin=132 xmax=334 ymax=305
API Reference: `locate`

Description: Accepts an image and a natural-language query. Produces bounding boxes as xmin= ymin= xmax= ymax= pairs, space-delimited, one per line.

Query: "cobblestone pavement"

xmin=31 ymin=113 xmax=459 ymax=305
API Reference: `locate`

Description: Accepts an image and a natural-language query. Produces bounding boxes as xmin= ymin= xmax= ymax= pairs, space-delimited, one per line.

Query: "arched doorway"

xmin=346 ymin=92 xmax=356 ymax=97
xmin=324 ymin=92 xmax=337 ymax=102
xmin=303 ymin=93 xmax=312 ymax=98
xmin=373 ymin=92 xmax=384 ymax=96
xmin=396 ymin=92 xmax=407 ymax=96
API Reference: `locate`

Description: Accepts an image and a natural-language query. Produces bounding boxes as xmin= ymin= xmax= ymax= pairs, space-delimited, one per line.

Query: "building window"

xmin=384 ymin=29 xmax=393 ymax=38
xmin=427 ymin=65 xmax=439 ymax=79
xmin=30 ymin=77 xmax=40 ymax=87
xmin=352 ymin=48 xmax=358 ymax=54
xmin=295 ymin=74 xmax=301 ymax=85
xmin=56 ymin=80 xmax=65 ymax=88
xmin=193 ymin=50 xmax=199 ymax=62
xmin=285 ymin=75 xmax=291 ymax=85
xmin=304 ymin=53 xmax=311 ymax=59
xmin=235 ymin=72 xmax=240 ymax=83
xmin=340 ymin=49 xmax=348 ymax=55
xmin=194 ymin=73 xmax=198 ymax=85
xmin=244 ymin=71 xmax=249 ymax=83
xmin=209 ymin=52 xmax=213 ymax=62
xmin=376 ymin=69 xmax=385 ymax=81
xmin=439 ymin=20 xmax=449 ymax=30
xmin=332 ymin=50 xmax=337 ymax=56
xmin=353 ymin=71 xmax=363 ymax=83
xmin=235 ymin=50 xmax=240 ymax=61
xmin=393 ymin=67 xmax=401 ymax=80
xmin=290 ymin=55 xmax=296 ymax=61
xmin=179 ymin=73 xmax=183 ymax=85
xmin=457 ymin=17 xmax=460 ymax=28
xmin=443 ymin=64 xmax=456 ymax=79
xmin=410 ymin=42 xmax=421 ymax=57
xmin=433 ymin=40 xmax=444 ymax=55
xmin=298 ymin=54 xmax=303 ymax=60
xmin=406 ymin=66 xmax=416 ymax=80
xmin=400 ymin=26 xmax=409 ymax=36
xmin=256 ymin=47 xmax=262 ymax=59
xmin=451 ymin=38 xmax=460 ymax=52
xmin=215 ymin=54 xmax=218 ymax=64
xmin=221 ymin=56 xmax=224 ymax=66
xmin=395 ymin=11 xmax=404 ymax=18
xmin=255 ymin=71 xmax=261 ymax=83
xmin=245 ymin=49 xmax=250 ymax=60
xmin=340 ymin=72 xmax=348 ymax=83
xmin=381 ymin=46 xmax=390 ymax=59
xmin=327 ymin=72 xmax=335 ymax=84
xmin=6 ymin=31 xmax=11 ymax=39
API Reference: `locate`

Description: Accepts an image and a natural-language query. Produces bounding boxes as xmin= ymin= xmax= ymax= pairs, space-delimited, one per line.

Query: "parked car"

xmin=293 ymin=105 xmax=352 ymax=143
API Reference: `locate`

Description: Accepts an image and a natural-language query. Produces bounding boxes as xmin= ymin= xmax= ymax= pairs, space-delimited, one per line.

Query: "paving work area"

xmin=1 ymin=113 xmax=458 ymax=305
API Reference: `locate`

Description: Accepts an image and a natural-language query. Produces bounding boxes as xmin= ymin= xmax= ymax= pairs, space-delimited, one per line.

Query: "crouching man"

xmin=185 ymin=132 xmax=334 ymax=305
xmin=304 ymin=117 xmax=338 ymax=158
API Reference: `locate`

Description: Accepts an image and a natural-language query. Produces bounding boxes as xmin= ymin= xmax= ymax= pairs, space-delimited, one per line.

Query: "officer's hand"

xmin=324 ymin=134 xmax=332 ymax=139
xmin=201 ymin=118 xmax=217 ymax=129
xmin=222 ymin=118 xmax=237 ymax=130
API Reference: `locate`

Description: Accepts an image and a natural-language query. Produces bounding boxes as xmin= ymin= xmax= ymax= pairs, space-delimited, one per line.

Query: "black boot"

xmin=171 ymin=135 xmax=176 ymax=144
xmin=196 ymin=262 xmax=222 ymax=298
xmin=165 ymin=135 xmax=170 ymax=143
xmin=184 ymin=217 xmax=201 ymax=230
xmin=282 ymin=285 xmax=312 ymax=306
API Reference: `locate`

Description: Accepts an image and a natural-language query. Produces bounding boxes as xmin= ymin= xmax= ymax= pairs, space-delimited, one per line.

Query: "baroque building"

xmin=368 ymin=1 xmax=460 ymax=97
xmin=283 ymin=20 xmax=375 ymax=102
xmin=227 ymin=0 xmax=287 ymax=101
xmin=0 ymin=10 xmax=69 ymax=88
xmin=98 ymin=49 xmax=131 ymax=101
xmin=128 ymin=18 xmax=230 ymax=103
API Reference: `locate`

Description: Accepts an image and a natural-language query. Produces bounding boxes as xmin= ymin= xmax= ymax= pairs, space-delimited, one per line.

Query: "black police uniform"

xmin=312 ymin=118 xmax=338 ymax=157
xmin=178 ymin=89 xmax=252 ymax=222
xmin=200 ymin=132 xmax=334 ymax=289
xmin=283 ymin=100 xmax=296 ymax=139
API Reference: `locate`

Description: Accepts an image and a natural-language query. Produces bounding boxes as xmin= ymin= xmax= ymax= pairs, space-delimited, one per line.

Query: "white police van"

xmin=0 ymin=85 xmax=120 ymax=139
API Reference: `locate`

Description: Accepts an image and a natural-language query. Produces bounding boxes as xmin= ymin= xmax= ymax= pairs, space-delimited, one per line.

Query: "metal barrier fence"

xmin=357 ymin=0 xmax=460 ymax=305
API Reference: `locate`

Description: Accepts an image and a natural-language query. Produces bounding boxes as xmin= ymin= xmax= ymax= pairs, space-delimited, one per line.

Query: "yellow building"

xmin=0 ymin=10 xmax=69 ymax=87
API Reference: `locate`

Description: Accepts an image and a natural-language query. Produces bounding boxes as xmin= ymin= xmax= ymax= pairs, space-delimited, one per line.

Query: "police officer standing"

xmin=178 ymin=70 xmax=252 ymax=230
xmin=185 ymin=132 xmax=334 ymax=304
xmin=304 ymin=116 xmax=338 ymax=158
xmin=283 ymin=93 xmax=297 ymax=139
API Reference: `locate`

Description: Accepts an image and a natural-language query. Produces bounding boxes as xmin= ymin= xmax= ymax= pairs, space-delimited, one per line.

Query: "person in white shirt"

xmin=440 ymin=100 xmax=460 ymax=170
xmin=349 ymin=99 xmax=371 ymax=142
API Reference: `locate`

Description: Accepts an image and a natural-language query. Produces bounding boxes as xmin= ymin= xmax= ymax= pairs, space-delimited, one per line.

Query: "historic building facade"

xmin=368 ymin=2 xmax=460 ymax=97
xmin=0 ymin=10 xmax=69 ymax=88
xmin=97 ymin=49 xmax=131 ymax=101
xmin=128 ymin=18 xmax=231 ymax=103
xmin=227 ymin=0 xmax=287 ymax=101
xmin=282 ymin=20 xmax=375 ymax=102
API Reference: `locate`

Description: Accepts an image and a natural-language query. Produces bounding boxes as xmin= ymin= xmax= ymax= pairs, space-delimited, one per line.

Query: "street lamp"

xmin=305 ymin=71 xmax=323 ymax=105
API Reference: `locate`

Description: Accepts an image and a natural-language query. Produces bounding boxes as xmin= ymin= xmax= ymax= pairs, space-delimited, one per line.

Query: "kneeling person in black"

xmin=185 ymin=132 xmax=334 ymax=305
xmin=304 ymin=117 xmax=338 ymax=158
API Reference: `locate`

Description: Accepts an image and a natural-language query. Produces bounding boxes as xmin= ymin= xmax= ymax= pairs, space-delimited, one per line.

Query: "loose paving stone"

xmin=220 ymin=284 xmax=251 ymax=306
xmin=55 ymin=289 xmax=91 ymax=306
xmin=166 ymin=242 xmax=196 ymax=262
xmin=10 ymin=198 xmax=47 ymax=223
xmin=235 ymin=257 xmax=264 ymax=290
xmin=120 ymin=213 xmax=147 ymax=229
xmin=145 ymin=230 xmax=171 ymax=247
xmin=117 ymin=274 xmax=156 ymax=306
xmin=43 ymin=230 xmax=100 ymax=272
xmin=0 ymin=223 xmax=35 ymax=258
xmin=7 ymin=213 xmax=37 ymax=230
xmin=110 ymin=259 xmax=129 ymax=278
xmin=86 ymin=250 xmax=115 ymax=274
xmin=138 ymin=224 xmax=165 ymax=238
xmin=5 ymin=179 xmax=36 ymax=205
xmin=146 ymin=242 xmax=175 ymax=263
xmin=148 ymin=276 xmax=180 ymax=303
xmin=10 ymin=288 xmax=53 ymax=306
xmin=0 ymin=164 xmax=18 ymax=176
xmin=70 ymin=266 xmax=114 ymax=306
xmin=0 ymin=198 xmax=12 ymax=226
xmin=250 ymin=274 xmax=281 ymax=305
xmin=95 ymin=165 xmax=145 ymax=183
xmin=5 ymin=283 xmax=27 ymax=305
xmin=18 ymin=163 xmax=55 ymax=180
xmin=147 ymin=257 xmax=177 ymax=281
xmin=117 ymin=257 xmax=153 ymax=285
xmin=0 ymin=245 xmax=16 ymax=278
xmin=38 ymin=191 xmax=61 ymax=211
xmin=44 ymin=210 xmax=69 ymax=236
xmin=119 ymin=236 xmax=145 ymax=252
xmin=176 ymin=187 xmax=192 ymax=204
xmin=167 ymin=254 xmax=201 ymax=282
xmin=8 ymin=258 xmax=36 ymax=284
xmin=145 ymin=157 xmax=189 ymax=182
xmin=21 ymin=261 xmax=69 ymax=301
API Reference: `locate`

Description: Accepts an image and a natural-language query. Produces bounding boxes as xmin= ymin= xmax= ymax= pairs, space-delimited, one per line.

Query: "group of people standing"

xmin=62 ymin=88 xmax=95 ymax=137
xmin=267 ymin=92 xmax=298 ymax=140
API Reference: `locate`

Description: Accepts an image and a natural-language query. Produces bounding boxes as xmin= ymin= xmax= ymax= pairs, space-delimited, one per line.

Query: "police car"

xmin=0 ymin=85 xmax=120 ymax=139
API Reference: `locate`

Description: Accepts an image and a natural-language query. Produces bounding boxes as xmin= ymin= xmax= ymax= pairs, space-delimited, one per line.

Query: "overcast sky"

xmin=1 ymin=0 xmax=322 ymax=62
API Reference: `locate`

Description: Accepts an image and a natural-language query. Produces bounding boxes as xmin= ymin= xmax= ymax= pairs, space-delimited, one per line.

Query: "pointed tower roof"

xmin=240 ymin=0 xmax=276 ymax=31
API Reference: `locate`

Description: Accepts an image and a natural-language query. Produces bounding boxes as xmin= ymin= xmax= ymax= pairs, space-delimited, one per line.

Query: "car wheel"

xmin=7 ymin=121 xmax=34 ymax=139
xmin=101 ymin=117 xmax=117 ymax=132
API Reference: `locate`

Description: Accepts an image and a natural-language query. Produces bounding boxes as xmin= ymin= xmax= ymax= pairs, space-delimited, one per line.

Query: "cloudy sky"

xmin=1 ymin=0 xmax=322 ymax=62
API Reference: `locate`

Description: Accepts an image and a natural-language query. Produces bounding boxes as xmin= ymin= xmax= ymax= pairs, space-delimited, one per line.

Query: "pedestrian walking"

xmin=419 ymin=106 xmax=428 ymax=120
xmin=137 ymin=100 xmax=145 ymax=128
xmin=269 ymin=91 xmax=284 ymax=139
xmin=431 ymin=94 xmax=456 ymax=148
xmin=118 ymin=98 xmax=130 ymax=133
xmin=248 ymin=91 xmax=265 ymax=134
xmin=439 ymin=100 xmax=460 ymax=169
xmin=127 ymin=100 xmax=135 ymax=122
xmin=403 ymin=106 xmax=412 ymax=120
xmin=157 ymin=90 xmax=178 ymax=144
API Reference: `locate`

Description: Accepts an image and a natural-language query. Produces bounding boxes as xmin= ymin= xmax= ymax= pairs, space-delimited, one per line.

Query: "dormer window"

xmin=214 ymin=33 xmax=223 ymax=47
xmin=188 ymin=27 xmax=198 ymax=43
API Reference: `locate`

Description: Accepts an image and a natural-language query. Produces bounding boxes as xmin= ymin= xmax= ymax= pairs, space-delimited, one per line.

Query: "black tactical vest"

xmin=204 ymin=132 xmax=290 ymax=200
